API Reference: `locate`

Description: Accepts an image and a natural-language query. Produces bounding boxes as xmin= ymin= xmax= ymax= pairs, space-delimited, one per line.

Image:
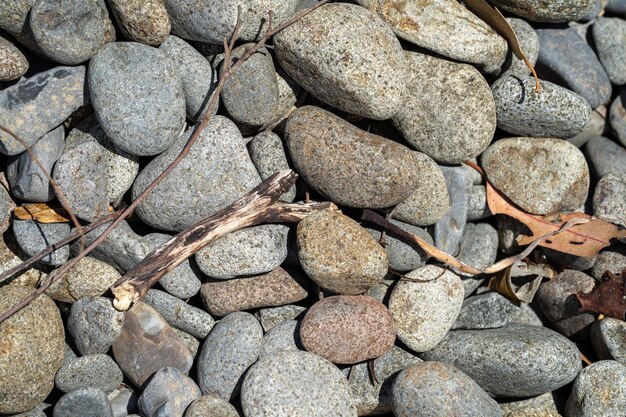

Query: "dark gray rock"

xmin=456 ymin=223 xmax=499 ymax=297
xmin=88 ymin=42 xmax=186 ymax=156
xmin=30 ymin=0 xmax=113 ymax=65
xmin=366 ymin=219 xmax=431 ymax=272
xmin=591 ymin=318 xmax=626 ymax=362
xmin=132 ymin=117 xmax=261 ymax=232
xmin=482 ymin=137 xmax=590 ymax=214
xmin=197 ymin=312 xmax=262 ymax=400
xmin=107 ymin=0 xmax=170 ymax=45
xmin=184 ymin=394 xmax=239 ymax=417
xmin=607 ymin=0 xmax=626 ymax=13
xmin=584 ymin=136 xmax=626 ymax=178
xmin=0 ymin=35 xmax=28 ymax=81
xmin=421 ymin=324 xmax=583 ymax=397
xmin=501 ymin=18 xmax=539 ymax=78
xmin=259 ymin=319 xmax=302 ymax=357
xmin=593 ymin=17 xmax=626 ymax=85
xmin=7 ymin=125 xmax=64 ymax=202
xmin=248 ymin=131 xmax=296 ymax=202
xmin=164 ymin=0 xmax=245 ymax=43
xmin=195 ymin=224 xmax=289 ymax=279
xmin=393 ymin=51 xmax=495 ymax=164
xmin=137 ymin=367 xmax=201 ymax=417
xmin=159 ymin=35 xmax=218 ymax=121
xmin=0 ymin=66 xmax=88 ymax=155
xmin=53 ymin=141 xmax=109 ymax=221
xmin=492 ymin=75 xmax=591 ymax=138
xmin=12 ymin=219 xmax=70 ymax=266
xmin=240 ymin=351 xmax=357 ymax=417
xmin=566 ymin=360 xmax=626 ymax=416
xmin=68 ymin=297 xmax=125 ymax=355
xmin=434 ymin=166 xmax=471 ymax=255
xmin=108 ymin=385 xmax=139 ymax=417
xmin=536 ymin=27 xmax=611 ymax=108
xmin=0 ymin=0 xmax=40 ymax=54
xmin=452 ymin=292 xmax=519 ymax=330
xmin=489 ymin=0 xmax=595 ymax=22
xmin=142 ymin=289 xmax=215 ymax=339
xmin=53 ymin=388 xmax=113 ymax=417
xmin=275 ymin=3 xmax=406 ymax=120
xmin=609 ymin=92 xmax=626 ymax=147
xmin=392 ymin=362 xmax=502 ymax=417
xmin=593 ymin=173 xmax=626 ymax=227
xmin=55 ymin=354 xmax=123 ymax=394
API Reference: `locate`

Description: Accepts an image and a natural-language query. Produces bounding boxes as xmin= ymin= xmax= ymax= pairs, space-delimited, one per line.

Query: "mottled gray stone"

xmin=13 ymin=219 xmax=70 ymax=266
xmin=389 ymin=265 xmax=464 ymax=353
xmin=566 ymin=360 xmax=626 ymax=417
xmin=107 ymin=0 xmax=171 ymax=45
xmin=607 ymin=0 xmax=626 ymax=12
xmin=197 ymin=312 xmax=262 ymax=401
xmin=434 ymin=166 xmax=471 ymax=255
xmin=30 ymin=0 xmax=112 ymax=65
xmin=286 ymin=106 xmax=421 ymax=208
xmin=184 ymin=394 xmax=239 ymax=417
xmin=366 ymin=219 xmax=431 ymax=272
xmin=482 ymin=137 xmax=590 ymax=215
xmin=259 ymin=319 xmax=302 ymax=357
xmin=0 ymin=66 xmax=88 ymax=155
xmin=536 ymin=27 xmax=611 ymax=108
xmin=609 ymin=92 xmax=626 ymax=147
xmin=297 ymin=210 xmax=388 ymax=295
xmin=591 ymin=318 xmax=626 ymax=362
xmin=275 ymin=3 xmax=406 ymax=120
xmin=584 ymin=136 xmax=626 ymax=178
xmin=498 ymin=392 xmax=561 ymax=416
xmin=255 ymin=304 xmax=307 ymax=332
xmin=453 ymin=292 xmax=519 ymax=330
xmin=65 ymin=115 xmax=139 ymax=205
xmin=392 ymin=152 xmax=450 ymax=227
xmin=164 ymin=0 xmax=246 ymax=43
xmin=0 ymin=0 xmax=40 ymax=54
xmin=593 ymin=173 xmax=626 ymax=227
xmin=467 ymin=185 xmax=490 ymax=221
xmin=392 ymin=362 xmax=502 ymax=417
xmin=456 ymin=223 xmax=499 ymax=297
xmin=112 ymin=302 xmax=194 ymax=388
xmin=593 ymin=17 xmax=626 ymax=85
xmin=421 ymin=325 xmax=583 ymax=397
xmin=239 ymin=0 xmax=300 ymax=41
xmin=344 ymin=346 xmax=421 ymax=416
xmin=159 ymin=35 xmax=218 ymax=121
xmin=196 ymin=225 xmax=288 ymax=279
xmin=171 ymin=328 xmax=200 ymax=358
xmin=489 ymin=0 xmax=595 ymax=22
xmin=63 ymin=343 xmax=77 ymax=367
xmin=501 ymin=18 xmax=539 ymax=78
xmin=55 ymin=354 xmax=122 ymax=394
xmin=132 ymin=117 xmax=261 ymax=232
xmin=393 ymin=51 xmax=496 ymax=164
xmin=68 ymin=297 xmax=124 ymax=355
xmin=142 ymin=289 xmax=214 ymax=339
xmin=138 ymin=367 xmax=201 ymax=417
xmin=53 ymin=388 xmax=113 ymax=417
xmin=46 ymin=257 xmax=121 ymax=303
xmin=241 ymin=351 xmax=357 ymax=417
xmin=591 ymin=248 xmax=626 ymax=280
xmin=0 ymin=35 xmax=28 ymax=81
xmin=249 ymin=131 xmax=296 ymax=202
xmin=88 ymin=42 xmax=186 ymax=156
xmin=7 ymin=125 xmax=64 ymax=202
xmin=569 ymin=107 xmax=607 ymax=148
xmin=492 ymin=75 xmax=591 ymax=138
xmin=511 ymin=302 xmax=546 ymax=327
xmin=358 ymin=0 xmax=506 ymax=74
xmin=53 ymin=141 xmax=109 ymax=221
xmin=108 ymin=386 xmax=139 ymax=417
xmin=0 ymin=285 xmax=64 ymax=415
xmin=0 ymin=182 xmax=13 ymax=235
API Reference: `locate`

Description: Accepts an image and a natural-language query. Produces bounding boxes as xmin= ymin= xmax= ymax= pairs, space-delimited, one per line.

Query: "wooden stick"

xmin=111 ymin=170 xmax=336 ymax=310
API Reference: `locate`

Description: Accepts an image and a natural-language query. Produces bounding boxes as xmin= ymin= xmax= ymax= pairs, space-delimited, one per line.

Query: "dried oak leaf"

xmin=14 ymin=203 xmax=71 ymax=223
xmin=577 ymin=269 xmax=626 ymax=320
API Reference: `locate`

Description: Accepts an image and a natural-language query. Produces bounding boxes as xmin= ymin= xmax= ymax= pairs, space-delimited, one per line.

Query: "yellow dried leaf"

xmin=14 ymin=204 xmax=71 ymax=223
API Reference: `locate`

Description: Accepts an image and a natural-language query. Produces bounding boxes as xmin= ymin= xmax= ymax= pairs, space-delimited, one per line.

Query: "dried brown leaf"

xmin=14 ymin=203 xmax=71 ymax=223
xmin=576 ymin=269 xmax=626 ymax=320
xmin=488 ymin=265 xmax=543 ymax=304
xmin=464 ymin=0 xmax=540 ymax=91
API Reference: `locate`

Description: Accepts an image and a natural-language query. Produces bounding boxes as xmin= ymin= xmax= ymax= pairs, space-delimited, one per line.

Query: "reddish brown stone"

xmin=300 ymin=295 xmax=395 ymax=364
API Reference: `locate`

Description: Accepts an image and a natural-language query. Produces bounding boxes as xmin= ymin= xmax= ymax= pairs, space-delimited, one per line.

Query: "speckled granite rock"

xmin=184 ymin=394 xmax=239 ymax=417
xmin=275 ymin=3 xmax=406 ymax=120
xmin=501 ymin=18 xmax=539 ymax=78
xmin=609 ymin=92 xmax=626 ymax=147
xmin=0 ymin=35 xmax=28 ymax=81
xmin=366 ymin=219 xmax=432 ymax=272
xmin=593 ymin=17 xmax=626 ymax=85
xmin=12 ymin=219 xmax=70 ymax=266
xmin=137 ymin=367 xmax=201 ymax=417
xmin=566 ymin=360 xmax=626 ymax=417
xmin=108 ymin=0 xmax=171 ymax=45
xmin=46 ymin=257 xmax=120 ymax=303
xmin=489 ymin=0 xmax=595 ymax=22
xmin=249 ymin=131 xmax=296 ymax=202
xmin=584 ymin=136 xmax=626 ymax=178
xmin=393 ymin=51 xmax=495 ymax=164
xmin=482 ymin=137 xmax=589 ymax=214
xmin=256 ymin=304 xmax=307 ymax=332
xmin=591 ymin=318 xmax=626 ymax=362
xmin=239 ymin=0 xmax=300 ymax=41
xmin=55 ymin=354 xmax=122 ymax=394
xmin=453 ymin=292 xmax=519 ymax=330
xmin=67 ymin=297 xmax=124 ymax=355
xmin=259 ymin=319 xmax=302 ymax=357
xmin=53 ymin=388 xmax=113 ymax=417
xmin=593 ymin=173 xmax=626 ymax=227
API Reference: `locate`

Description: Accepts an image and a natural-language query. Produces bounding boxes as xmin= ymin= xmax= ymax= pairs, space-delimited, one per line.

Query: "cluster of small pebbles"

xmin=1 ymin=0 xmax=626 ymax=416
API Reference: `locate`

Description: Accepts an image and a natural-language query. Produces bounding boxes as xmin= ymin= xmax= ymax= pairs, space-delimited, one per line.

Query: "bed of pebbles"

xmin=1 ymin=0 xmax=626 ymax=416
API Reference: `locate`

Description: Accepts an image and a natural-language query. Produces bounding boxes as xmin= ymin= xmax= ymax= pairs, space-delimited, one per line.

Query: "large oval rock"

xmin=297 ymin=210 xmax=388 ymax=295
xmin=132 ymin=117 xmax=261 ymax=232
xmin=389 ymin=265 xmax=464 ymax=353
xmin=393 ymin=51 xmax=495 ymax=164
xmin=421 ymin=324 xmax=583 ymax=397
xmin=593 ymin=17 xmax=626 ymax=86
xmin=392 ymin=362 xmax=502 ymax=417
xmin=481 ymin=137 xmax=589 ymax=214
xmin=88 ymin=42 xmax=186 ymax=156
xmin=108 ymin=0 xmax=171 ymax=45
xmin=274 ymin=3 xmax=406 ymax=120
xmin=565 ymin=360 xmax=626 ymax=417
xmin=300 ymin=295 xmax=395 ymax=364
xmin=286 ymin=106 xmax=421 ymax=208
xmin=492 ymin=75 xmax=591 ymax=138
xmin=489 ymin=0 xmax=595 ymax=22
xmin=164 ymin=0 xmax=247 ymax=43
xmin=0 ymin=285 xmax=64 ymax=414
xmin=241 ymin=351 xmax=357 ymax=417
xmin=358 ymin=0 xmax=506 ymax=74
